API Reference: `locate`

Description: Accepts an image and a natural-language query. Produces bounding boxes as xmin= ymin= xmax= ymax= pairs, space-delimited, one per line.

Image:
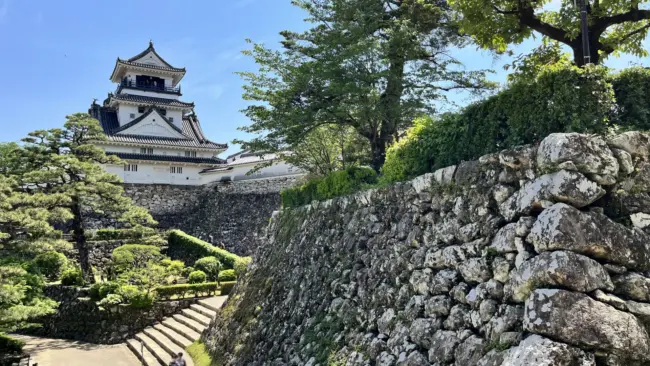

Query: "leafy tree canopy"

xmin=236 ymin=0 xmax=492 ymax=171
xmin=450 ymin=0 xmax=650 ymax=66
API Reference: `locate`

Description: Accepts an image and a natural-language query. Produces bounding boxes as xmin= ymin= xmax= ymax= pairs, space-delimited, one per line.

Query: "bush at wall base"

xmin=155 ymin=282 xmax=221 ymax=300
xmin=0 ymin=334 xmax=24 ymax=354
xmin=60 ymin=267 xmax=84 ymax=286
xmin=167 ymin=230 xmax=241 ymax=269
xmin=219 ymin=281 xmax=236 ymax=295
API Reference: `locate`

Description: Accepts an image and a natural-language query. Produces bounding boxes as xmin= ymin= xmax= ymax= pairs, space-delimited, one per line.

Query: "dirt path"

xmin=12 ymin=335 xmax=141 ymax=366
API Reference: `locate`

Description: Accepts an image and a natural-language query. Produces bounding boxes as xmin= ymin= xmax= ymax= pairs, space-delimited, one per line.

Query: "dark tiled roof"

xmin=89 ymin=103 xmax=228 ymax=150
xmin=126 ymin=41 xmax=181 ymax=70
xmin=115 ymin=59 xmax=186 ymax=73
xmin=107 ymin=152 xmax=225 ymax=165
xmin=111 ymin=94 xmax=194 ymax=108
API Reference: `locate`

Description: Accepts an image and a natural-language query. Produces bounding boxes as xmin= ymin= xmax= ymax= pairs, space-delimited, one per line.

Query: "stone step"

xmin=181 ymin=308 xmax=212 ymax=326
xmin=173 ymin=314 xmax=207 ymax=334
xmin=154 ymin=323 xmax=193 ymax=349
xmin=197 ymin=298 xmax=222 ymax=312
xmin=127 ymin=338 xmax=162 ymax=366
xmin=190 ymin=303 xmax=217 ymax=319
xmin=143 ymin=327 xmax=183 ymax=358
xmin=135 ymin=332 xmax=173 ymax=366
xmin=162 ymin=318 xmax=201 ymax=342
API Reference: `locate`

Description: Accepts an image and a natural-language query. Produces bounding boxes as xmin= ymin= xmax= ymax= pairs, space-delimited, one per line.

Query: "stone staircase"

xmin=126 ymin=296 xmax=226 ymax=366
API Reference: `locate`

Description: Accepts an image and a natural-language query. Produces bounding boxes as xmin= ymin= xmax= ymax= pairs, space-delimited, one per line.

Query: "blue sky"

xmin=0 ymin=0 xmax=649 ymax=156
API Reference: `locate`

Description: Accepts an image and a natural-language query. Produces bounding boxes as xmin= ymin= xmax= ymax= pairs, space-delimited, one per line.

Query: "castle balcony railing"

xmin=117 ymin=80 xmax=181 ymax=95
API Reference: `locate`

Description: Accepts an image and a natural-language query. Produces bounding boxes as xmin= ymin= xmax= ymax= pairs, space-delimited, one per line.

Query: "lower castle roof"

xmin=89 ymin=103 xmax=228 ymax=151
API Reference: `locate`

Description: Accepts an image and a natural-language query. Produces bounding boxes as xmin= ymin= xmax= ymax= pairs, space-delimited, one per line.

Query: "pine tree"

xmin=14 ymin=113 xmax=156 ymax=282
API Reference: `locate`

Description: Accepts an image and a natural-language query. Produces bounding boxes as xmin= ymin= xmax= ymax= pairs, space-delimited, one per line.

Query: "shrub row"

xmin=155 ymin=282 xmax=221 ymax=300
xmin=0 ymin=333 xmax=24 ymax=354
xmin=167 ymin=230 xmax=240 ymax=269
xmin=281 ymin=166 xmax=377 ymax=208
xmin=218 ymin=269 xmax=236 ymax=282
xmin=381 ymin=64 xmax=650 ymax=183
xmin=91 ymin=226 xmax=156 ymax=241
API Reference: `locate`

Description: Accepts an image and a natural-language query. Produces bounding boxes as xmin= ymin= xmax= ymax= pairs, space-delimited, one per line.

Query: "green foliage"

xmin=233 ymin=257 xmax=251 ymax=277
xmin=0 ymin=265 xmax=57 ymax=332
xmin=194 ymin=257 xmax=221 ymax=282
xmin=29 ymin=252 xmax=68 ymax=281
xmin=186 ymin=340 xmax=218 ymax=366
xmin=60 ymin=267 xmax=84 ymax=286
xmin=155 ymin=283 xmax=220 ymax=300
xmin=89 ymin=281 xmax=120 ymax=301
xmin=112 ymin=244 xmax=163 ymax=273
xmin=450 ymin=0 xmax=650 ymax=66
xmin=92 ymin=226 xmax=156 ymax=241
xmin=236 ymin=0 xmax=490 ymax=171
xmin=219 ymin=281 xmax=236 ymax=296
xmin=167 ymin=230 xmax=241 ymax=269
xmin=10 ymin=113 xmax=157 ymax=282
xmin=188 ymin=270 xmax=207 ymax=284
xmin=611 ymin=66 xmax=650 ymax=130
xmin=281 ymin=167 xmax=377 ymax=207
xmin=160 ymin=259 xmax=185 ymax=276
xmin=97 ymin=294 xmax=123 ymax=308
xmin=218 ymin=269 xmax=236 ymax=282
xmin=381 ymin=64 xmax=616 ymax=182
xmin=0 ymin=333 xmax=25 ymax=354
xmin=117 ymin=285 xmax=154 ymax=309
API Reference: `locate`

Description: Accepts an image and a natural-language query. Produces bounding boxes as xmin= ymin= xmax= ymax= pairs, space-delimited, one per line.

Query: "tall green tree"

xmin=451 ymin=0 xmax=650 ymax=66
xmin=14 ymin=113 xmax=156 ymax=282
xmin=236 ymin=0 xmax=490 ymax=171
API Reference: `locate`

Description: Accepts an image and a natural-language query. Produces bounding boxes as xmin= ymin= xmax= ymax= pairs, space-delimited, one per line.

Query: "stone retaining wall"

xmin=27 ymin=285 xmax=198 ymax=344
xmin=120 ymin=176 xmax=301 ymax=255
xmin=203 ymin=131 xmax=650 ymax=365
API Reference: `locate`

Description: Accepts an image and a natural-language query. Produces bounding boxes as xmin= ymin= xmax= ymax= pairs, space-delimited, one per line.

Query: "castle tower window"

xmin=130 ymin=113 xmax=135 ymax=118
xmin=170 ymin=166 xmax=183 ymax=174
xmin=159 ymin=109 xmax=167 ymax=116
xmin=124 ymin=164 xmax=138 ymax=172
xmin=184 ymin=151 xmax=197 ymax=157
xmin=138 ymin=106 xmax=145 ymax=113
xmin=140 ymin=147 xmax=153 ymax=154
xmin=168 ymin=117 xmax=173 ymax=123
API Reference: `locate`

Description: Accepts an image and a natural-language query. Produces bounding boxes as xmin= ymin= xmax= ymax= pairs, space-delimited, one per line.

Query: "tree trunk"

xmin=372 ymin=41 xmax=407 ymax=172
xmin=71 ymin=197 xmax=93 ymax=284
xmin=572 ymin=32 xmax=602 ymax=66
xmin=369 ymin=137 xmax=386 ymax=172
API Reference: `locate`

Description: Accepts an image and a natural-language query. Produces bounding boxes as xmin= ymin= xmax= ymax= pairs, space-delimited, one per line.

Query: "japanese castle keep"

xmin=89 ymin=41 xmax=302 ymax=185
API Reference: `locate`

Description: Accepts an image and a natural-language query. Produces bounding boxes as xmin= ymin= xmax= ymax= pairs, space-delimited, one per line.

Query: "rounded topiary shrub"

xmin=90 ymin=281 xmax=120 ymax=301
xmin=194 ymin=256 xmax=221 ymax=281
xmin=188 ymin=270 xmax=207 ymax=284
xmin=234 ymin=257 xmax=252 ymax=276
xmin=218 ymin=269 xmax=236 ymax=282
xmin=30 ymin=252 xmax=68 ymax=281
xmin=60 ymin=267 xmax=84 ymax=286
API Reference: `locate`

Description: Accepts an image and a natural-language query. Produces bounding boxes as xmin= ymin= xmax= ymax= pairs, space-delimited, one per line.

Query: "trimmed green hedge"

xmin=0 ymin=333 xmax=24 ymax=354
xmin=60 ymin=267 xmax=84 ymax=286
xmin=610 ymin=66 xmax=650 ymax=131
xmin=218 ymin=269 xmax=236 ymax=282
xmin=382 ymin=64 xmax=617 ymax=182
xmin=92 ymin=226 xmax=156 ymax=240
xmin=219 ymin=281 xmax=236 ymax=295
xmin=167 ymin=230 xmax=240 ymax=269
xmin=281 ymin=166 xmax=377 ymax=208
xmin=156 ymin=282 xmax=220 ymax=300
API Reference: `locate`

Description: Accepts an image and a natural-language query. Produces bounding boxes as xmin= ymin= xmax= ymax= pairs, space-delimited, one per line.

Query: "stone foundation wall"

xmin=121 ymin=176 xmax=301 ymax=256
xmin=27 ymin=285 xmax=199 ymax=344
xmin=203 ymin=132 xmax=650 ymax=365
